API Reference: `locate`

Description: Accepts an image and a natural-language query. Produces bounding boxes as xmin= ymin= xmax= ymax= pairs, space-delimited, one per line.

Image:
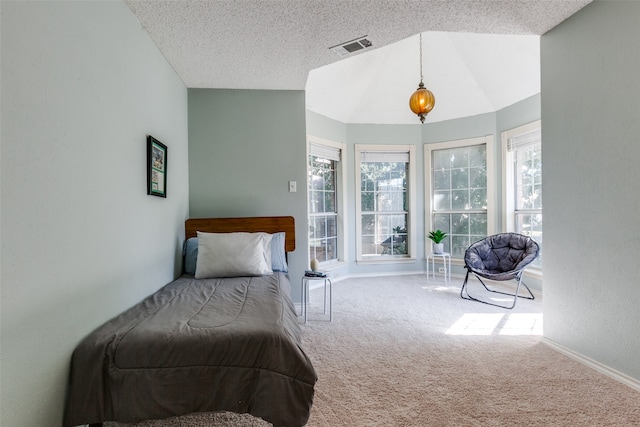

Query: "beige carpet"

xmin=108 ymin=274 xmax=640 ymax=426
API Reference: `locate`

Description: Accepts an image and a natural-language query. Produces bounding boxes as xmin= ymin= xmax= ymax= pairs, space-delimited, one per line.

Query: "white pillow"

xmin=195 ymin=232 xmax=273 ymax=279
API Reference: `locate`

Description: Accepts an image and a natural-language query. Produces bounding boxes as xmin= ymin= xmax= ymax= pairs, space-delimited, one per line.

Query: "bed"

xmin=64 ymin=216 xmax=317 ymax=427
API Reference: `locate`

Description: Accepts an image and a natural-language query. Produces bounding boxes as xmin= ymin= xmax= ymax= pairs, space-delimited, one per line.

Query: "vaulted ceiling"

xmin=125 ymin=0 xmax=592 ymax=124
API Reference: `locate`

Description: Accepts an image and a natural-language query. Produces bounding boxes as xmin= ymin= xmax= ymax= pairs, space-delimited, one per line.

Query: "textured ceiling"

xmin=125 ymin=0 xmax=592 ymax=124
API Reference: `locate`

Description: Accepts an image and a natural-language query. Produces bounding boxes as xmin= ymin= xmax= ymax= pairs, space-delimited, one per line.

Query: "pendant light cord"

xmin=419 ymin=32 xmax=423 ymax=83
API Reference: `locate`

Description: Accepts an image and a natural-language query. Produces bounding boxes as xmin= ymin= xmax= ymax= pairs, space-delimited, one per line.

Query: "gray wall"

xmin=541 ymin=0 xmax=640 ymax=381
xmin=306 ymin=111 xmax=347 ymax=143
xmin=0 ymin=2 xmax=189 ymax=426
xmin=188 ymin=89 xmax=308 ymax=301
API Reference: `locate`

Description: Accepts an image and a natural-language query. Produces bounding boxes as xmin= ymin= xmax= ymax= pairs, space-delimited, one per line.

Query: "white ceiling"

xmin=125 ymin=0 xmax=592 ymax=124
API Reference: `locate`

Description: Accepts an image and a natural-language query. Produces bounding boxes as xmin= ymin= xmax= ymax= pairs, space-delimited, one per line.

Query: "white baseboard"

xmin=542 ymin=338 xmax=640 ymax=392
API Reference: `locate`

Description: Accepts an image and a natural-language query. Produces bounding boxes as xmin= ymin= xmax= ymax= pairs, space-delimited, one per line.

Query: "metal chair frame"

xmin=461 ymin=268 xmax=535 ymax=309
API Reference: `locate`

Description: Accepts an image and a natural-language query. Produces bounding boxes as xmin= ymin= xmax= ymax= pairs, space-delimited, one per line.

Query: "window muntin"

xmin=356 ymin=145 xmax=416 ymax=262
xmin=308 ymin=137 xmax=345 ymax=266
xmin=425 ymin=136 xmax=495 ymax=260
xmin=432 ymin=144 xmax=488 ymax=258
xmin=308 ymin=155 xmax=338 ymax=263
xmin=504 ymin=123 xmax=542 ymax=268
xmin=360 ymin=161 xmax=408 ymax=256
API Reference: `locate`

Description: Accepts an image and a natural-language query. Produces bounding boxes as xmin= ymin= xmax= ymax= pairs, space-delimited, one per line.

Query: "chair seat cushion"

xmin=465 ymin=233 xmax=538 ymax=276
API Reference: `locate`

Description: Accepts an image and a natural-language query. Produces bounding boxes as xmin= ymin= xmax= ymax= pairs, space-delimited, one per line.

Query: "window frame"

xmin=424 ymin=135 xmax=496 ymax=260
xmin=501 ymin=120 xmax=542 ymax=271
xmin=307 ymin=135 xmax=347 ymax=267
xmin=355 ymin=144 xmax=417 ymax=264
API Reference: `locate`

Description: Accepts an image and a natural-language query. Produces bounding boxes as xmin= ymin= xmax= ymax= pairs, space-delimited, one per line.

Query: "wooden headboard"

xmin=185 ymin=216 xmax=296 ymax=252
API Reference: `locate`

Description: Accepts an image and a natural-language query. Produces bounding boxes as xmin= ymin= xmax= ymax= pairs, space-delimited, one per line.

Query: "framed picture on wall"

xmin=147 ymin=135 xmax=167 ymax=198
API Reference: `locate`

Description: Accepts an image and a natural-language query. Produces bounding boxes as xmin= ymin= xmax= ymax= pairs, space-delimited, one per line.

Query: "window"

xmin=502 ymin=121 xmax=542 ymax=268
xmin=355 ymin=145 xmax=416 ymax=262
xmin=425 ymin=136 xmax=495 ymax=258
xmin=308 ymin=137 xmax=345 ymax=265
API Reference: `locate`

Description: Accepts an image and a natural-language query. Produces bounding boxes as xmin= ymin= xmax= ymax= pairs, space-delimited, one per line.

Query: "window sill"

xmin=356 ymin=257 xmax=417 ymax=265
xmin=317 ymin=260 xmax=348 ymax=272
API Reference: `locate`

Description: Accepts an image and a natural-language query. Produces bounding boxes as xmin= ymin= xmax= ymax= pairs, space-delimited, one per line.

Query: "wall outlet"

xmin=288 ymin=181 xmax=297 ymax=192
xmin=438 ymin=268 xmax=445 ymax=273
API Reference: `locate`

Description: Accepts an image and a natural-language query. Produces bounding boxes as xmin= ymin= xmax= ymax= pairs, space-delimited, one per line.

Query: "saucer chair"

xmin=461 ymin=233 xmax=539 ymax=309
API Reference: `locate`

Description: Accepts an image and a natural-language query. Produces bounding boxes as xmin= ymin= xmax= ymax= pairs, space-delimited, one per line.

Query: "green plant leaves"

xmin=428 ymin=229 xmax=447 ymax=243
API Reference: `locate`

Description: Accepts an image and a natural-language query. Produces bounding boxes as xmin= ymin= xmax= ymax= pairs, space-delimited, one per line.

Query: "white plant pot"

xmin=433 ymin=243 xmax=444 ymax=254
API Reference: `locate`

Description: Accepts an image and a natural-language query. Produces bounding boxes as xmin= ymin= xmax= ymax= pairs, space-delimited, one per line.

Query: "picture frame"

xmin=147 ymin=135 xmax=167 ymax=198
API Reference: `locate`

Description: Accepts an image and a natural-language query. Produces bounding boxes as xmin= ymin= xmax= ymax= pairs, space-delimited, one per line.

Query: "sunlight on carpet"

xmin=446 ymin=312 xmax=543 ymax=336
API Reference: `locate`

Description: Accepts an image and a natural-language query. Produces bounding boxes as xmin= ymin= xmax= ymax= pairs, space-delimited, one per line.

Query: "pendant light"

xmin=409 ymin=33 xmax=435 ymax=123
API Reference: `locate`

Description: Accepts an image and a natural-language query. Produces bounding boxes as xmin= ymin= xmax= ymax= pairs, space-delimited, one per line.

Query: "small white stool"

xmin=426 ymin=252 xmax=451 ymax=283
xmin=301 ymin=274 xmax=332 ymax=323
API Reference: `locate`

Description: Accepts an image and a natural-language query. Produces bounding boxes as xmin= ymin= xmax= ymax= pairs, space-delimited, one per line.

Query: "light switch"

xmin=289 ymin=181 xmax=297 ymax=192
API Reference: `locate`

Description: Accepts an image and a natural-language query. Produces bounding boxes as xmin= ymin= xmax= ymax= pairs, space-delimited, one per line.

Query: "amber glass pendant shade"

xmin=409 ymin=81 xmax=435 ymax=123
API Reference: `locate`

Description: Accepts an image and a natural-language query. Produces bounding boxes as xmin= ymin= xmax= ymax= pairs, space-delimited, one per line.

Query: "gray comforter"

xmin=64 ymin=273 xmax=317 ymax=427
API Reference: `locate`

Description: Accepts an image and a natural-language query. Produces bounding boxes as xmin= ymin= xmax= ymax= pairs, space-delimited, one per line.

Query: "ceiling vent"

xmin=329 ymin=36 xmax=372 ymax=57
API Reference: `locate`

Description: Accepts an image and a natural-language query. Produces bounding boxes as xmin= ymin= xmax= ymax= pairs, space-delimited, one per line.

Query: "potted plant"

xmin=428 ymin=230 xmax=447 ymax=254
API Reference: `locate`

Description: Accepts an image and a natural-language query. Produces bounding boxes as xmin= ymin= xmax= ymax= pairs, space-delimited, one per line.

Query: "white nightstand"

xmin=301 ymin=274 xmax=332 ymax=323
xmin=426 ymin=252 xmax=451 ymax=283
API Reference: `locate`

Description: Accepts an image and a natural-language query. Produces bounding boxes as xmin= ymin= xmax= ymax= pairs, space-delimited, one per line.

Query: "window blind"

xmin=361 ymin=151 xmax=409 ymax=163
xmin=309 ymin=143 xmax=341 ymax=162
xmin=507 ymin=128 xmax=541 ymax=152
